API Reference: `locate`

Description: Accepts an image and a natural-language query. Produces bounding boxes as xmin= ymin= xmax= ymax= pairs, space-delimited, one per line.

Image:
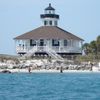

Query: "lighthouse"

xmin=14 ymin=4 xmax=83 ymax=58
xmin=41 ymin=3 xmax=59 ymax=26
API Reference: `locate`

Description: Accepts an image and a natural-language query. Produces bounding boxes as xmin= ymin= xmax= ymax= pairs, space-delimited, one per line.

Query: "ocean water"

xmin=0 ymin=73 xmax=100 ymax=100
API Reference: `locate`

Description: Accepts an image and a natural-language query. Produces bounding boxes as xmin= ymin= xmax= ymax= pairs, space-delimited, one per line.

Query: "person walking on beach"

xmin=88 ymin=61 xmax=93 ymax=71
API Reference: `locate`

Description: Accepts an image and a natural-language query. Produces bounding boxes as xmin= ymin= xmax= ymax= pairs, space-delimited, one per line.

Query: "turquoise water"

xmin=0 ymin=73 xmax=100 ymax=100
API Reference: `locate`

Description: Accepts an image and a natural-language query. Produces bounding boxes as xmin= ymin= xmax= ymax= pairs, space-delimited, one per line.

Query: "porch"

xmin=16 ymin=45 xmax=82 ymax=54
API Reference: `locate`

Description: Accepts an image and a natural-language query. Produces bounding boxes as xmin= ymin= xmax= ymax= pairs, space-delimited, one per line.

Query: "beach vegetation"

xmin=78 ymin=35 xmax=100 ymax=62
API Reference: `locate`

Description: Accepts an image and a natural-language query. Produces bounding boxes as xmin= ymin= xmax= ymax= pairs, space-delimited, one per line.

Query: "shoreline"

xmin=0 ymin=68 xmax=100 ymax=73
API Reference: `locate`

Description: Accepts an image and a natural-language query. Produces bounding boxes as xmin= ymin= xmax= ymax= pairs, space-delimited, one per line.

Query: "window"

xmin=49 ymin=10 xmax=51 ymax=14
xmin=49 ymin=21 xmax=52 ymax=26
xmin=55 ymin=21 xmax=57 ymax=26
xmin=39 ymin=39 xmax=44 ymax=46
xmin=52 ymin=39 xmax=59 ymax=46
xmin=30 ymin=39 xmax=36 ymax=46
xmin=44 ymin=21 xmax=47 ymax=25
xmin=64 ymin=40 xmax=68 ymax=46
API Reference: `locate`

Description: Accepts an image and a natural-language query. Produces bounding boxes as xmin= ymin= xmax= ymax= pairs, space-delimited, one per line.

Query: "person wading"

xmin=60 ymin=66 xmax=63 ymax=73
xmin=28 ymin=66 xmax=31 ymax=73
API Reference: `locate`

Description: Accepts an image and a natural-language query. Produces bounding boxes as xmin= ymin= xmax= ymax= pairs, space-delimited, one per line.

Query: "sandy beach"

xmin=0 ymin=58 xmax=100 ymax=73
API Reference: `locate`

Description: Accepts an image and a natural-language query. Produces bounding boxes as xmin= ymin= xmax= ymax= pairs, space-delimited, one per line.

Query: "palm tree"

xmin=90 ymin=40 xmax=97 ymax=54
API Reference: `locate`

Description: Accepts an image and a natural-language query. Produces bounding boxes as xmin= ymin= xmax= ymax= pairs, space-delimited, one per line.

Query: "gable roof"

xmin=14 ymin=26 xmax=84 ymax=41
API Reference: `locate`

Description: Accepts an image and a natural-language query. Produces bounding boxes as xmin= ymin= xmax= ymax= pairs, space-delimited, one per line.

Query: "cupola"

xmin=40 ymin=3 xmax=59 ymax=26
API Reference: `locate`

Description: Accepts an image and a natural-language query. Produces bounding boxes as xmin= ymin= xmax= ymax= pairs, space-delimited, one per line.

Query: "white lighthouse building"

xmin=14 ymin=4 xmax=84 ymax=58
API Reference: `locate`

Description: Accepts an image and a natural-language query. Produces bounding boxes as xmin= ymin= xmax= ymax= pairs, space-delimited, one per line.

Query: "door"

xmin=39 ymin=39 xmax=44 ymax=46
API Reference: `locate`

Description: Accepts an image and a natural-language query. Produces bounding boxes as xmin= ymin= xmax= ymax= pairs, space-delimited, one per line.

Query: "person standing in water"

xmin=60 ymin=66 xmax=63 ymax=73
xmin=28 ymin=66 xmax=31 ymax=73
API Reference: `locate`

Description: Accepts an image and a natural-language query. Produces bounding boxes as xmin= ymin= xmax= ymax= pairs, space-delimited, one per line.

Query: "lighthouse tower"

xmin=40 ymin=3 xmax=59 ymax=26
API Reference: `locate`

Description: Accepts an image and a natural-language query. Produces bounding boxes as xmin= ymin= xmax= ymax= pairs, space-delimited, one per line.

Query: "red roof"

xmin=14 ymin=26 xmax=84 ymax=41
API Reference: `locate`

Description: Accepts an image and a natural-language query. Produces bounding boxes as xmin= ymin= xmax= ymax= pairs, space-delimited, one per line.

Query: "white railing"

xmin=16 ymin=46 xmax=28 ymax=53
xmin=24 ymin=46 xmax=37 ymax=57
xmin=46 ymin=46 xmax=64 ymax=60
xmin=23 ymin=46 xmax=64 ymax=61
xmin=16 ymin=45 xmax=82 ymax=60
xmin=51 ymin=46 xmax=81 ymax=53
xmin=16 ymin=46 xmax=82 ymax=54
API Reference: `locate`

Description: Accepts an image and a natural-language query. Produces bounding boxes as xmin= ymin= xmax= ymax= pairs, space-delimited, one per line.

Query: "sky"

xmin=0 ymin=0 xmax=100 ymax=55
